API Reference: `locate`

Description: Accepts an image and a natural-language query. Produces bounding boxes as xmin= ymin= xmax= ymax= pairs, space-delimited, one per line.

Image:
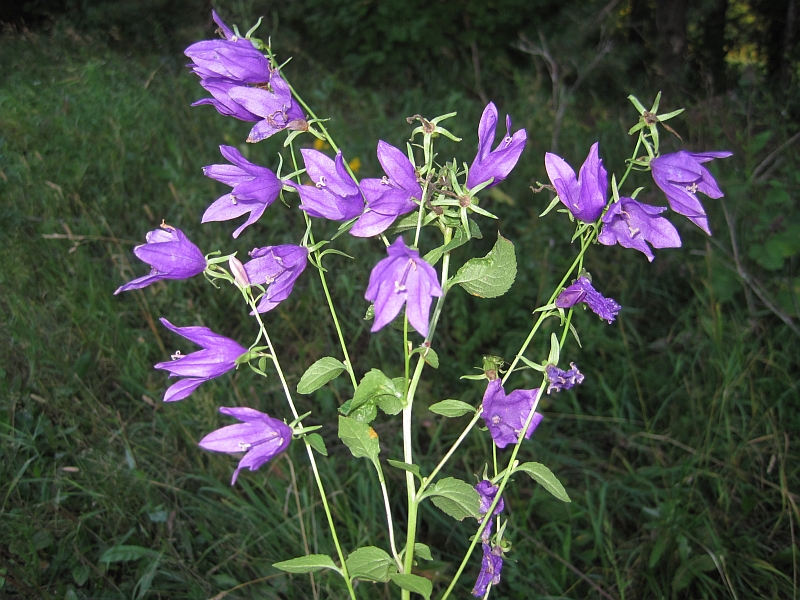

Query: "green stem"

xmin=420 ymin=410 xmax=483 ymax=493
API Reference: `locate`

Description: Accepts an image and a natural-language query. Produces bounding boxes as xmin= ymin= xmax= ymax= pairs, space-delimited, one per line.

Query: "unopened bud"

xmin=229 ymin=256 xmax=250 ymax=288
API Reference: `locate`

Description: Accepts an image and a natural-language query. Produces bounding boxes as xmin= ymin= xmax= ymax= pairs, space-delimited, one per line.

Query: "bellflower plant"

xmin=202 ymin=145 xmax=285 ymax=238
xmin=115 ymin=14 xmax=734 ymax=598
xmin=199 ymin=406 xmax=293 ymax=485
xmin=114 ymin=223 xmax=206 ymax=294
xmin=154 ymin=318 xmax=247 ymax=402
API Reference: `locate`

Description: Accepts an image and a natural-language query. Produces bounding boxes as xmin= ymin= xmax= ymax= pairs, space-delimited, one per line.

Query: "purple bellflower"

xmin=598 ymin=197 xmax=682 ymax=261
xmin=365 ymin=237 xmax=442 ymax=337
xmin=115 ymin=224 xmax=206 ymax=294
xmin=185 ymin=38 xmax=272 ymax=85
xmin=351 ymin=141 xmax=422 ymax=237
xmin=211 ymin=9 xmax=236 ymax=40
xmin=199 ymin=406 xmax=292 ymax=485
xmin=475 ymin=480 xmax=505 ymax=542
xmin=191 ymin=78 xmax=262 ymax=121
xmin=154 ymin=318 xmax=247 ymax=402
xmin=481 ymin=379 xmax=544 ymax=449
xmin=244 ymin=245 xmax=309 ymax=313
xmin=546 ymin=362 xmax=585 ymax=394
xmin=650 ymin=150 xmax=732 ymax=235
xmin=472 ymin=543 xmax=504 ymax=597
xmin=466 ymin=102 xmax=527 ymax=190
xmin=556 ymin=276 xmax=621 ymax=323
xmin=202 ymin=145 xmax=284 ymax=238
xmin=291 ymin=149 xmax=364 ymax=221
xmin=227 ymin=73 xmax=308 ymax=143
xmin=545 ymin=142 xmax=608 ymax=222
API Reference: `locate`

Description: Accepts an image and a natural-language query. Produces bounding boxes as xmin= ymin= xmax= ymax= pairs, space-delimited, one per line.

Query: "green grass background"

xmin=1 ymin=13 xmax=799 ymax=600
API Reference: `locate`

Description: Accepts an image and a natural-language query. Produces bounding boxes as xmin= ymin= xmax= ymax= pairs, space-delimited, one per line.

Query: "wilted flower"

xmin=199 ymin=406 xmax=292 ymax=485
xmin=227 ymin=73 xmax=308 ymax=142
xmin=466 ymin=102 xmax=527 ymax=190
xmin=244 ymin=245 xmax=308 ymax=313
xmin=481 ymin=379 xmax=544 ymax=449
xmin=598 ymin=197 xmax=682 ymax=261
xmin=191 ymin=78 xmax=261 ymax=121
xmin=185 ymin=38 xmax=271 ymax=85
xmin=115 ymin=223 xmax=206 ymax=294
xmin=650 ymin=150 xmax=732 ymax=235
xmin=545 ymin=362 xmax=584 ymax=394
xmin=365 ymin=237 xmax=442 ymax=337
xmin=154 ymin=318 xmax=247 ymax=402
xmin=291 ymin=149 xmax=364 ymax=221
xmin=544 ymin=142 xmax=608 ymax=222
xmin=202 ymin=145 xmax=284 ymax=238
xmin=351 ymin=141 xmax=421 ymax=237
xmin=475 ymin=480 xmax=505 ymax=542
xmin=472 ymin=543 xmax=504 ymax=597
xmin=556 ymin=276 xmax=621 ymax=323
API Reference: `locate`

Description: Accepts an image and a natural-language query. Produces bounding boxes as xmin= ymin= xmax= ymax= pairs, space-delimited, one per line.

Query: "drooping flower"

xmin=199 ymin=406 xmax=292 ymax=485
xmin=472 ymin=543 xmax=504 ymax=597
xmin=481 ymin=379 xmax=544 ymax=449
xmin=556 ymin=276 xmax=621 ymax=323
xmin=466 ymin=102 xmax=527 ymax=190
xmin=184 ymin=38 xmax=271 ymax=85
xmin=191 ymin=78 xmax=262 ymax=122
xmin=202 ymin=145 xmax=284 ymax=238
xmin=290 ymin=149 xmax=364 ymax=221
xmin=350 ymin=141 xmax=422 ymax=237
xmin=475 ymin=480 xmax=505 ymax=542
xmin=115 ymin=224 xmax=206 ymax=294
xmin=154 ymin=318 xmax=247 ymax=402
xmin=545 ymin=362 xmax=585 ymax=394
xmin=650 ymin=150 xmax=732 ymax=235
xmin=598 ymin=197 xmax=682 ymax=261
xmin=244 ymin=245 xmax=309 ymax=313
xmin=365 ymin=237 xmax=443 ymax=337
xmin=227 ymin=73 xmax=308 ymax=142
xmin=544 ymin=142 xmax=608 ymax=222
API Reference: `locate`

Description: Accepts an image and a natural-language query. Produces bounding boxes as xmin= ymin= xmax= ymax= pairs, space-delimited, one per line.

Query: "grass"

xmin=1 ymin=20 xmax=798 ymax=600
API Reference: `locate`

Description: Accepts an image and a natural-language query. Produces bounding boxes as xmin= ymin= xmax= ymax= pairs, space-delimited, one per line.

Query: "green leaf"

xmin=273 ymin=554 xmax=341 ymax=574
xmin=297 ymin=357 xmax=346 ymax=394
xmin=429 ymin=400 xmax=476 ymax=418
xmin=387 ymin=459 xmax=422 ymax=480
xmin=411 ymin=346 xmax=439 ymax=369
xmin=338 ymin=416 xmax=380 ymax=466
xmin=547 ymin=333 xmax=560 ymax=365
xmin=449 ymin=233 xmax=516 ymax=298
xmin=306 ymin=433 xmax=328 ymax=456
xmin=346 ymin=547 xmax=397 ymax=582
xmin=423 ymin=220 xmax=482 ymax=266
xmin=515 ymin=462 xmax=571 ymax=502
xmin=350 ymin=369 xmax=406 ymax=418
xmin=414 ymin=543 xmax=433 ymax=561
xmin=389 ymin=573 xmax=432 ymax=600
xmin=648 ymin=533 xmax=669 ymax=568
xmin=422 ymin=477 xmax=481 ymax=521
xmin=99 ymin=545 xmax=159 ymax=563
xmin=72 ymin=564 xmax=90 ymax=587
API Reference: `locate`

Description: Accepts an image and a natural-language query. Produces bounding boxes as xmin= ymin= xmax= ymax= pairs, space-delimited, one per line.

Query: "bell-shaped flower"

xmin=481 ymin=379 xmax=544 ymax=449
xmin=202 ymin=145 xmax=284 ymax=238
xmin=365 ymin=237 xmax=442 ymax=337
xmin=154 ymin=318 xmax=247 ymax=402
xmin=191 ymin=78 xmax=261 ymax=122
xmin=351 ymin=141 xmax=421 ymax=237
xmin=472 ymin=543 xmax=504 ymax=597
xmin=199 ymin=406 xmax=292 ymax=485
xmin=598 ymin=197 xmax=682 ymax=261
xmin=556 ymin=276 xmax=621 ymax=323
xmin=244 ymin=245 xmax=309 ymax=313
xmin=227 ymin=73 xmax=308 ymax=143
xmin=290 ymin=149 xmax=364 ymax=221
xmin=115 ymin=224 xmax=206 ymax=294
xmin=466 ymin=102 xmax=527 ymax=190
xmin=475 ymin=480 xmax=505 ymax=542
xmin=650 ymin=150 xmax=732 ymax=235
xmin=185 ymin=38 xmax=272 ymax=85
xmin=545 ymin=142 xmax=608 ymax=222
xmin=545 ymin=362 xmax=584 ymax=394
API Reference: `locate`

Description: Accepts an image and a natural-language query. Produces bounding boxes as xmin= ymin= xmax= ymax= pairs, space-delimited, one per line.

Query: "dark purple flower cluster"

xmin=475 ymin=480 xmax=504 ymax=542
xmin=546 ymin=362 xmax=584 ymax=393
xmin=481 ymin=379 xmax=544 ymax=449
xmin=556 ymin=276 xmax=621 ymax=323
xmin=472 ymin=544 xmax=504 ymax=597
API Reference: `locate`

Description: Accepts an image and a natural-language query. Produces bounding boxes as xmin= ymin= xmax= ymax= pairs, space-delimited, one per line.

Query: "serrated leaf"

xmin=338 ymin=416 xmax=380 ymax=466
xmin=414 ymin=543 xmax=433 ymax=561
xmin=423 ymin=220 xmax=482 ymax=266
xmin=350 ymin=369 xmax=406 ymax=418
xmin=273 ymin=554 xmax=341 ymax=574
xmin=346 ymin=547 xmax=397 ymax=582
xmin=297 ymin=357 xmax=346 ymax=394
xmin=429 ymin=400 xmax=476 ymax=418
xmin=422 ymin=477 xmax=481 ymax=521
xmin=387 ymin=459 xmax=422 ymax=480
xmin=449 ymin=233 xmax=516 ymax=298
xmin=99 ymin=545 xmax=158 ymax=563
xmin=515 ymin=462 xmax=571 ymax=502
xmin=389 ymin=573 xmax=432 ymax=600
xmin=306 ymin=433 xmax=328 ymax=456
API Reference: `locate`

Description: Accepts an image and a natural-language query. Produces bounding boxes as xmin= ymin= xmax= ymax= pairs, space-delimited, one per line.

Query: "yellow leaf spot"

xmin=368 ymin=427 xmax=379 ymax=439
